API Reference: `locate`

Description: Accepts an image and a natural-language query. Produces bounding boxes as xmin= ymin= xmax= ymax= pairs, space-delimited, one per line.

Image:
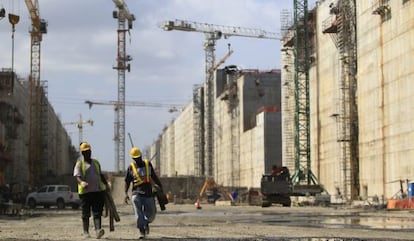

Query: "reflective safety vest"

xmin=130 ymin=159 xmax=151 ymax=187
xmin=77 ymin=159 xmax=106 ymax=194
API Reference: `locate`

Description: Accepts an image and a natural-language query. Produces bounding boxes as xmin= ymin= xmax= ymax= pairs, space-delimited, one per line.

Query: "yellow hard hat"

xmin=80 ymin=142 xmax=91 ymax=152
xmin=130 ymin=147 xmax=142 ymax=158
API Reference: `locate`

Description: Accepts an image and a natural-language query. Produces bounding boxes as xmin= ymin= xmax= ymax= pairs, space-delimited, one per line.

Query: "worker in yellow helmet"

xmin=124 ymin=147 xmax=164 ymax=239
xmin=73 ymin=142 xmax=109 ymax=239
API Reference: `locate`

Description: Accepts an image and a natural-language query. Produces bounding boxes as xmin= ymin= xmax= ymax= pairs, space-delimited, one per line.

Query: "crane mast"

xmin=161 ymin=19 xmax=279 ymax=177
xmin=291 ymin=0 xmax=322 ymax=190
xmin=112 ymin=0 xmax=135 ymax=173
xmin=63 ymin=114 xmax=94 ymax=146
xmin=25 ymin=0 xmax=47 ymax=186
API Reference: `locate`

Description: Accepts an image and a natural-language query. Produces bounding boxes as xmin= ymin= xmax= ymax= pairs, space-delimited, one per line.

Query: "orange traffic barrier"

xmin=195 ymin=199 xmax=202 ymax=210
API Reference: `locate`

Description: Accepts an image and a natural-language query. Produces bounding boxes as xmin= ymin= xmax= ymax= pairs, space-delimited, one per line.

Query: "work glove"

xmin=124 ymin=195 xmax=130 ymax=204
xmin=80 ymin=181 xmax=88 ymax=188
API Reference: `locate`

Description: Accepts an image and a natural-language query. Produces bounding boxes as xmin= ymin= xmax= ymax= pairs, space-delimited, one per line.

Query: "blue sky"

xmin=0 ymin=0 xmax=314 ymax=171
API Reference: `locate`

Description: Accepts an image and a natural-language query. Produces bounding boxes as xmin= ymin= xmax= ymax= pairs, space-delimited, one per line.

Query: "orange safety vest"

xmin=130 ymin=159 xmax=151 ymax=187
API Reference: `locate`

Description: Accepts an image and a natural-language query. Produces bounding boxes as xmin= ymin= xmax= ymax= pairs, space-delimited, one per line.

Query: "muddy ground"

xmin=1 ymin=203 xmax=414 ymax=241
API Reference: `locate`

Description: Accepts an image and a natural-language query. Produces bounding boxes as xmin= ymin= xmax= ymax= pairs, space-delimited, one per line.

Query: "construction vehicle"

xmin=199 ymin=178 xmax=222 ymax=203
xmin=260 ymin=166 xmax=326 ymax=207
xmin=260 ymin=167 xmax=292 ymax=207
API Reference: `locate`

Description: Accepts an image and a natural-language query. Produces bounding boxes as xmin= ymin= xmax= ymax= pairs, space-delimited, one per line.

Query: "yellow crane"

xmin=25 ymin=0 xmax=47 ymax=187
xmin=160 ymin=19 xmax=280 ymax=177
xmin=85 ymin=99 xmax=183 ymax=172
xmin=63 ymin=114 xmax=94 ymax=147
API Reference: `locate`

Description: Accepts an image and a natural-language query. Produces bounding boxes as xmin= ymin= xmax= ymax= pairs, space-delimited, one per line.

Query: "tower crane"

xmin=25 ymin=0 xmax=47 ymax=187
xmin=63 ymin=114 xmax=94 ymax=147
xmin=112 ymin=0 xmax=135 ymax=172
xmin=160 ymin=19 xmax=280 ymax=177
xmin=85 ymin=99 xmax=183 ymax=172
xmin=291 ymin=0 xmax=324 ymax=194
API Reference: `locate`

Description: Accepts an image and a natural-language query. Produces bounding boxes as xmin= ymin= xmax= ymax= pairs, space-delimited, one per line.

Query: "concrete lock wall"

xmin=0 ymin=72 xmax=76 ymax=189
xmin=149 ymin=68 xmax=281 ymax=191
xmin=311 ymin=1 xmax=346 ymax=198
xmin=173 ymin=103 xmax=196 ymax=176
xmin=288 ymin=0 xmax=414 ymax=200
xmin=147 ymin=1 xmax=414 ymax=201
xmin=356 ymin=1 xmax=414 ymax=199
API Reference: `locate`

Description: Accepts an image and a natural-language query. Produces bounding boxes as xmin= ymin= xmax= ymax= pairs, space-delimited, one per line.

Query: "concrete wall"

xmin=239 ymin=110 xmax=282 ymax=188
xmin=1 ymin=77 xmax=30 ymax=186
xmin=311 ymin=0 xmax=345 ymax=197
xmin=357 ymin=0 xmax=414 ymax=198
xmin=281 ymin=0 xmax=414 ymax=200
xmin=214 ymin=70 xmax=281 ymax=188
xmin=150 ymin=68 xmax=282 ymax=190
xmin=0 ymin=72 xmax=76 ymax=188
xmin=173 ymin=103 xmax=195 ymax=176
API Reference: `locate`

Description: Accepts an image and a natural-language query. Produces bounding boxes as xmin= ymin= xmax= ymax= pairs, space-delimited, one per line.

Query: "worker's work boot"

xmin=82 ymin=218 xmax=90 ymax=238
xmin=93 ymin=217 xmax=104 ymax=239
xmin=82 ymin=232 xmax=91 ymax=239
xmin=139 ymin=229 xmax=146 ymax=239
xmin=96 ymin=229 xmax=105 ymax=239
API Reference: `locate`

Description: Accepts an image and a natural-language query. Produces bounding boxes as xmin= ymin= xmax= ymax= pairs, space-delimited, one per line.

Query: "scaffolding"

xmin=322 ymin=0 xmax=359 ymax=201
xmin=28 ymin=80 xmax=48 ymax=186
xmin=40 ymin=81 xmax=48 ymax=177
xmin=223 ymin=66 xmax=240 ymax=188
xmin=193 ymin=85 xmax=204 ymax=176
xmin=281 ymin=9 xmax=295 ymax=171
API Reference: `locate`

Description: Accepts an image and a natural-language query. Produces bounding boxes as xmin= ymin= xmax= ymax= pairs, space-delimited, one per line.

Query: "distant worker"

xmin=73 ymin=142 xmax=109 ymax=239
xmin=124 ymin=147 xmax=164 ymax=239
xmin=271 ymin=165 xmax=283 ymax=176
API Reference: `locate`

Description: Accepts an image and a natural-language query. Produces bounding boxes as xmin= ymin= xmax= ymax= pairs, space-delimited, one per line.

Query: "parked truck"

xmin=260 ymin=166 xmax=326 ymax=207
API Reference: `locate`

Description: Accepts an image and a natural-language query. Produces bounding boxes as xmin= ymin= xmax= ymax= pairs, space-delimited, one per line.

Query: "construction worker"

xmin=271 ymin=165 xmax=283 ymax=176
xmin=124 ymin=147 xmax=164 ymax=239
xmin=73 ymin=142 xmax=109 ymax=239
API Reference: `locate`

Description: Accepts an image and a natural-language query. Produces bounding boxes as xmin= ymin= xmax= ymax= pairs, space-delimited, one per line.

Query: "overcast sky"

xmin=0 ymin=0 xmax=315 ymax=172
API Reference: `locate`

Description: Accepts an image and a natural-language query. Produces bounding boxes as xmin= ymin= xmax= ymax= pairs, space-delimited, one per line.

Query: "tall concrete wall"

xmin=0 ymin=71 xmax=77 ymax=189
xmin=239 ymin=110 xmax=282 ymax=188
xmin=149 ymin=68 xmax=282 ymax=190
xmin=311 ymin=1 xmax=345 ymax=198
xmin=281 ymin=0 xmax=414 ymax=200
xmin=1 ymin=74 xmax=30 ymax=186
xmin=215 ymin=69 xmax=281 ymax=188
xmin=173 ymin=103 xmax=195 ymax=176
xmin=357 ymin=1 xmax=414 ymax=199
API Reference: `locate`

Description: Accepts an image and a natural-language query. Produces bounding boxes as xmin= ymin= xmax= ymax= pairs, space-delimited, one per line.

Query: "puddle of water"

xmin=154 ymin=238 xmax=391 ymax=241
xmin=321 ymin=216 xmax=414 ymax=230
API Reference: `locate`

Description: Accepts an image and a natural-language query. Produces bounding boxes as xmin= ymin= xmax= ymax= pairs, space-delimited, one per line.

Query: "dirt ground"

xmin=1 ymin=202 xmax=414 ymax=241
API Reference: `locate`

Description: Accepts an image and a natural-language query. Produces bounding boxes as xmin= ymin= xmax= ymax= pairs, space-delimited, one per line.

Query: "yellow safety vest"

xmin=77 ymin=159 xmax=106 ymax=194
xmin=130 ymin=159 xmax=151 ymax=187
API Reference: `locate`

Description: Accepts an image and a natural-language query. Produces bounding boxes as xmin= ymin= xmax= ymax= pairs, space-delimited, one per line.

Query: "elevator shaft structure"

xmin=291 ymin=0 xmax=322 ymax=191
xmin=112 ymin=0 xmax=135 ymax=173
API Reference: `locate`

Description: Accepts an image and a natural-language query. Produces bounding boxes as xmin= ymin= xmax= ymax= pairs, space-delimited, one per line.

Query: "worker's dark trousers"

xmin=80 ymin=191 xmax=105 ymax=231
